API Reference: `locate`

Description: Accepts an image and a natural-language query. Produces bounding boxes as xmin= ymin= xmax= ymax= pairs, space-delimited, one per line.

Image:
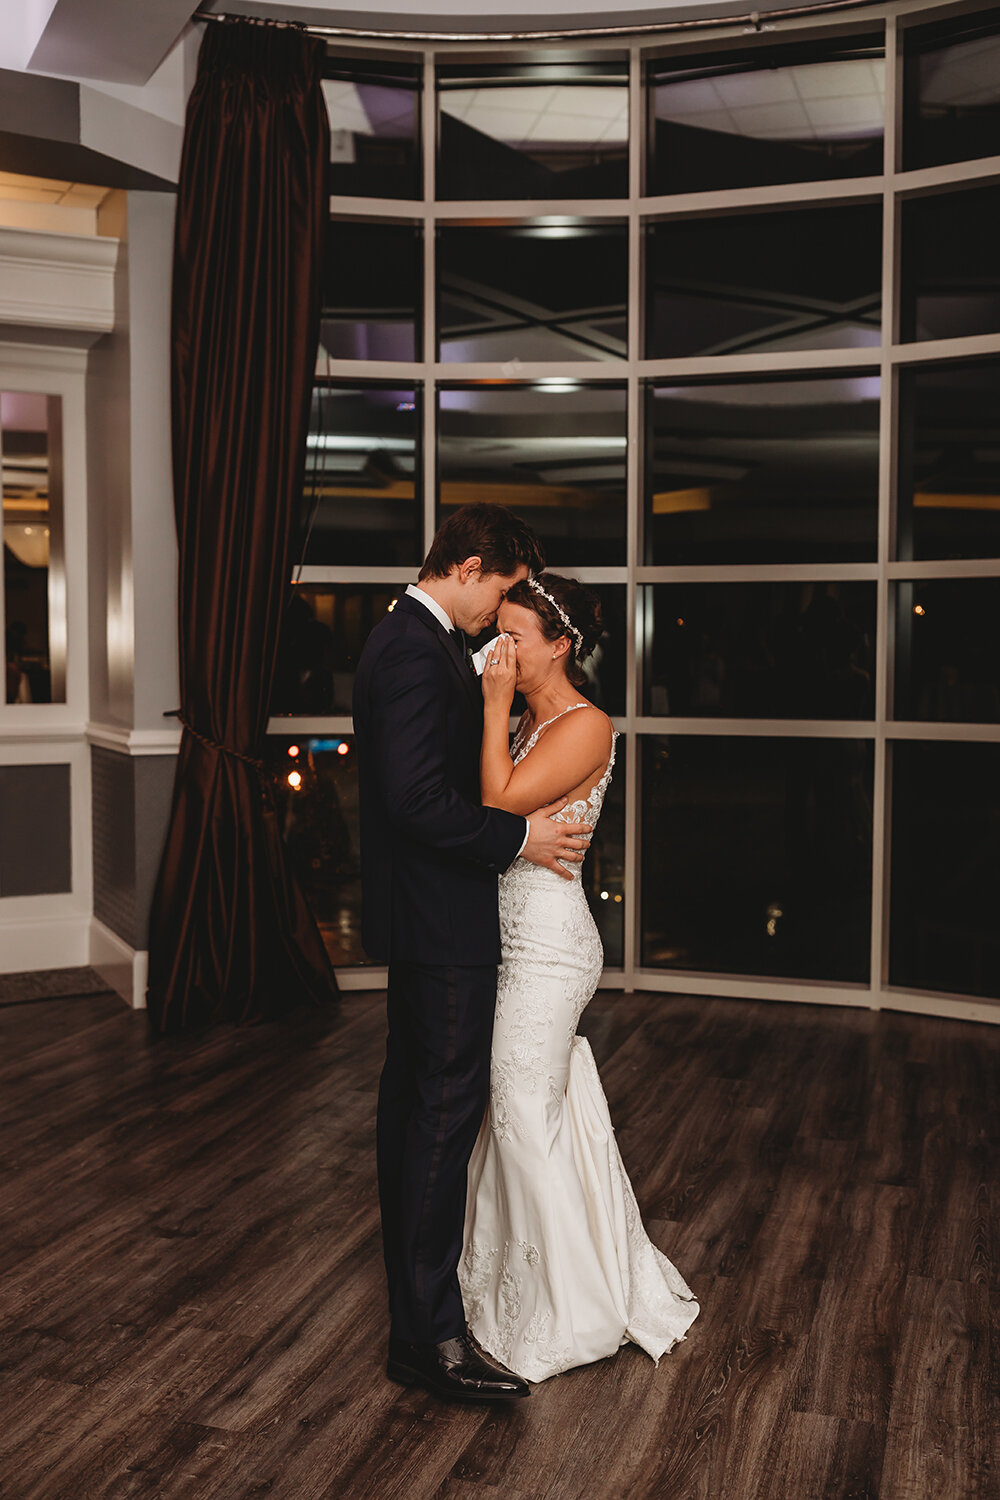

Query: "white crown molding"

xmin=0 ymin=723 xmax=87 ymax=745
xmin=0 ymin=228 xmax=120 ymax=269
xmin=0 ymin=337 xmax=90 ymax=369
xmin=0 ymin=228 xmax=118 ymax=337
xmin=86 ymin=722 xmax=182 ymax=756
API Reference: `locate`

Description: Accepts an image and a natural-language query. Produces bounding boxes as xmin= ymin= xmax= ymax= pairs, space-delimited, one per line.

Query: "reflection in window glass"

xmin=271 ymin=584 xmax=398 ymax=717
xmin=648 ymin=38 xmax=884 ymax=195
xmin=299 ymin=385 xmax=420 ymax=567
xmin=438 ymin=384 xmax=626 ymax=566
xmin=266 ymin=731 xmax=624 ymax=971
xmin=321 ymin=220 xmax=421 ymax=361
xmin=2 ymin=392 xmax=64 ymax=704
xmin=643 ymin=582 xmax=875 ymax=719
xmin=641 ymin=735 xmax=873 ymax=982
xmin=894 ymin=578 xmax=1000 ymax=724
xmin=646 ymin=375 xmax=879 ymax=565
xmin=438 ymin=224 xmax=627 ymax=363
xmin=890 ymin=741 xmax=1000 ymax=1000
xmin=645 ymin=203 xmax=882 ymax=358
xmin=266 ymin=734 xmax=372 ymax=968
xmin=897 ymin=359 xmax=1000 ymax=561
xmin=903 ymin=11 xmax=1000 ymax=171
xmin=322 ymin=60 xmax=421 ymax=199
xmin=900 ymin=183 xmax=1000 ymax=343
xmin=437 ymin=63 xmax=628 ymax=200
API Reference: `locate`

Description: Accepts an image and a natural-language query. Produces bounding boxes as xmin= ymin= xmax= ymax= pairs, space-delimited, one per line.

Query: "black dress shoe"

xmin=387 ymin=1334 xmax=530 ymax=1402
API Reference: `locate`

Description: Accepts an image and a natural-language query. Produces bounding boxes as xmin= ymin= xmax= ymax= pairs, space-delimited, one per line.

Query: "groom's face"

xmin=453 ymin=560 xmax=529 ymax=638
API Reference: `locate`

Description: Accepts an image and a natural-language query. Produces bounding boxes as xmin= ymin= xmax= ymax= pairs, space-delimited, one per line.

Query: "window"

xmin=645 ymin=203 xmax=882 ymax=358
xmin=900 ymin=183 xmax=1000 ymax=344
xmin=266 ymin=734 xmax=370 ymax=967
xmin=299 ymin=385 xmax=421 ymax=567
xmin=322 ymin=220 xmax=422 ymax=362
xmin=893 ymin=578 xmax=1000 ymax=724
xmin=2 ymin=392 xmax=65 ymax=705
xmin=645 ymin=375 xmax=880 ymax=565
xmin=437 ymin=62 xmax=628 ymax=200
xmin=437 ymin=383 xmax=627 ymax=566
xmin=890 ymin=741 xmax=1000 ymax=999
xmin=643 ymin=582 xmax=876 ymax=719
xmin=272 ymin=584 xmax=399 ymax=716
xmin=648 ymin=37 xmax=884 ymax=194
xmin=322 ymin=59 xmax=421 ymax=199
xmin=902 ymin=9 xmax=1000 ymax=172
xmin=269 ymin=21 xmax=1000 ymax=1011
xmin=437 ymin=224 xmax=627 ymax=364
xmin=896 ymin=359 xmax=1000 ymax=560
xmin=641 ymin=735 xmax=873 ymax=982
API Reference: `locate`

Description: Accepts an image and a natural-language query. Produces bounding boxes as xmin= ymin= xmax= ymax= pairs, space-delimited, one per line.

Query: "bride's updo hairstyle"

xmin=505 ymin=573 xmax=603 ymax=688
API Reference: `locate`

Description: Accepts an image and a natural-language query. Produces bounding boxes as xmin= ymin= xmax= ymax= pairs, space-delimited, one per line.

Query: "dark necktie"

xmin=454 ymin=629 xmax=475 ymax=672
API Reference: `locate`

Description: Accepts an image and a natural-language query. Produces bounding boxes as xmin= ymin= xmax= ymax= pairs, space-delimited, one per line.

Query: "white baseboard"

xmin=0 ymin=914 xmax=89 ymax=973
xmin=335 ymin=966 xmax=386 ymax=991
xmin=89 ymin=918 xmax=148 ymax=1009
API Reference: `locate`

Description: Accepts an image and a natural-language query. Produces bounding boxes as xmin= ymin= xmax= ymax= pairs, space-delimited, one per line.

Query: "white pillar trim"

xmin=86 ymin=721 xmax=181 ymax=756
xmin=0 ymin=229 xmax=118 ymax=336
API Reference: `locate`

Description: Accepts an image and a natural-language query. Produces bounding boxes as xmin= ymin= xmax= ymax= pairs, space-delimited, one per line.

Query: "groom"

xmin=353 ymin=504 xmax=591 ymax=1402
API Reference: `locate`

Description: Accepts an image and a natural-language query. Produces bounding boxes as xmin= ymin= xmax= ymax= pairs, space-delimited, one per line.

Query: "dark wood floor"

xmin=0 ymin=982 xmax=996 ymax=1500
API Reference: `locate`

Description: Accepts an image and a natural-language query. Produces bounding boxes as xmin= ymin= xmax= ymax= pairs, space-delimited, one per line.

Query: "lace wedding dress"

xmin=459 ymin=703 xmax=699 ymax=1382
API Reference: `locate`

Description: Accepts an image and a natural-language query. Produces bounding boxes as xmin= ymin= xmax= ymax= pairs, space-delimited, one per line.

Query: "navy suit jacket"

xmin=352 ymin=592 xmax=526 ymax=965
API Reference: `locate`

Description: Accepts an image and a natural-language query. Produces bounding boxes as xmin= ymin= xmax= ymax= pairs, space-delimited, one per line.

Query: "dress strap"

xmin=532 ymin=701 xmax=590 ymax=737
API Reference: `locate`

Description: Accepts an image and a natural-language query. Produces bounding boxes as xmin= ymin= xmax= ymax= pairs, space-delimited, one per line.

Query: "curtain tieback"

xmin=178 ymin=717 xmax=266 ymax=773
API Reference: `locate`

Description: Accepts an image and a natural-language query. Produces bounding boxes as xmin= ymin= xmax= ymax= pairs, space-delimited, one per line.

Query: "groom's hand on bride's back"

xmin=523 ymin=800 xmax=592 ymax=880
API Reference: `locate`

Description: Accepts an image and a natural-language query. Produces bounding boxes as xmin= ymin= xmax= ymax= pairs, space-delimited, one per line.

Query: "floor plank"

xmin=0 ymin=986 xmax=998 ymax=1498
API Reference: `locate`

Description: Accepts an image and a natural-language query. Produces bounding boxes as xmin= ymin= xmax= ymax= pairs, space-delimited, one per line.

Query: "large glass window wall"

xmin=268 ymin=11 xmax=1000 ymax=1019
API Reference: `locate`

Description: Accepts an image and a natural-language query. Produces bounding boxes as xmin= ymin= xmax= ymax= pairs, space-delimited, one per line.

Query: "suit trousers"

xmin=377 ymin=960 xmax=498 ymax=1343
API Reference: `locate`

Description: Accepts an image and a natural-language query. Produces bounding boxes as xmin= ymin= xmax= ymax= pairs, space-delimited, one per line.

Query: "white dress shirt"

xmin=405 ymin=582 xmax=455 ymax=636
xmin=404 ymin=582 xmax=529 ymax=858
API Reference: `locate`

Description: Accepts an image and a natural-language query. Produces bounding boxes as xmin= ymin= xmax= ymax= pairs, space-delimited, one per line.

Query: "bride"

xmin=459 ymin=573 xmax=700 ymax=1383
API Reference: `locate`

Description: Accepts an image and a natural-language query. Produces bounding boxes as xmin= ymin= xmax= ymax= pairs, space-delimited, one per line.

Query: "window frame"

xmin=267 ymin=7 xmax=1000 ymax=1022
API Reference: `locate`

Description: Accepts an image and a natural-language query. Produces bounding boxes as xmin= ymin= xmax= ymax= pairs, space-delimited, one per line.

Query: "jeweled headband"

xmin=527 ymin=576 xmax=584 ymax=655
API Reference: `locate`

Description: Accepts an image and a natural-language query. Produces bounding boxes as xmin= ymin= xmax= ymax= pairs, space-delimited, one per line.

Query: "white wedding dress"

xmin=460 ymin=703 xmax=700 ymax=1382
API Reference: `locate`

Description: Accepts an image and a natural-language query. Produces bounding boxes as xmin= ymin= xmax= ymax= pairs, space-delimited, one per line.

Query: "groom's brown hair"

xmin=419 ymin=503 xmax=544 ymax=582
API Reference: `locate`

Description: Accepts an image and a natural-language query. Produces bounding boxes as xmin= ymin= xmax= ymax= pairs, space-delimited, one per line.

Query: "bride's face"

xmin=497 ymin=600 xmax=569 ymax=692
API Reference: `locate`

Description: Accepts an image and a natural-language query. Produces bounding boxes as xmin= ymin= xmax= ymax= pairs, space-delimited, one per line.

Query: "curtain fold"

xmin=147 ymin=20 xmax=337 ymax=1031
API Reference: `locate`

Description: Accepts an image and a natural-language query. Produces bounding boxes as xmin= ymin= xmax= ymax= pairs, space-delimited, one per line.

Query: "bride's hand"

xmin=482 ymin=633 xmax=516 ymax=709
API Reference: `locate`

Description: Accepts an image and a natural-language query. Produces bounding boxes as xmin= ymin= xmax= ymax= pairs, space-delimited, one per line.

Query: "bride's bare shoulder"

xmin=540 ymin=703 xmax=613 ymax=758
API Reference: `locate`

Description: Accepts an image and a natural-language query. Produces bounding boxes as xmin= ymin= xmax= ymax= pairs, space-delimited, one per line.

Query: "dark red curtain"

xmin=147 ymin=20 xmax=337 ymax=1031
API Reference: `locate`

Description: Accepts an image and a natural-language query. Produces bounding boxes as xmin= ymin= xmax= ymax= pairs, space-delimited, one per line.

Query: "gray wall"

xmin=91 ymin=746 xmax=176 ymax=946
xmin=0 ymin=765 xmax=71 ymax=897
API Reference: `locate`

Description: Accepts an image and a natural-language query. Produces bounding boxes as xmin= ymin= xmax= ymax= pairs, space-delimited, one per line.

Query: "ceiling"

xmin=2 ymin=0 xmax=844 ymax=90
xmin=0 ymin=1 xmax=198 ymax=84
xmin=202 ymin=0 xmax=782 ymax=32
xmin=0 ymin=169 xmax=115 ymax=236
xmin=0 ymin=171 xmax=111 ymax=210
